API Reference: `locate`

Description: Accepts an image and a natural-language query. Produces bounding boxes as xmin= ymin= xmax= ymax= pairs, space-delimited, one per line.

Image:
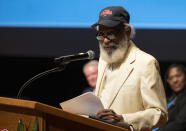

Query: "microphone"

xmin=54 ymin=50 xmax=95 ymax=64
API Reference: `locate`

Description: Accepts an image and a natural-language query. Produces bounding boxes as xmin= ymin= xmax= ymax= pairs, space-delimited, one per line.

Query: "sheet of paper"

xmin=60 ymin=92 xmax=104 ymax=116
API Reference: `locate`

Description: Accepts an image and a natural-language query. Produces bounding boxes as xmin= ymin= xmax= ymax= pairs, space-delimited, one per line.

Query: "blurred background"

xmin=0 ymin=0 xmax=186 ymax=107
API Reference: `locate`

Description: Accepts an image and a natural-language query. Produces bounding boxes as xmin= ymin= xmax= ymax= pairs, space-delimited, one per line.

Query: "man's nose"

xmin=172 ymin=77 xmax=178 ymax=83
xmin=103 ymin=38 xmax=110 ymax=44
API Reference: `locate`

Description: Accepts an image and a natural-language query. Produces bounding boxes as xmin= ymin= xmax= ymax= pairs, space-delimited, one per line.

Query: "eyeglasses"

xmin=96 ymin=34 xmax=116 ymax=41
xmin=96 ymin=29 xmax=124 ymax=41
xmin=167 ymin=73 xmax=184 ymax=82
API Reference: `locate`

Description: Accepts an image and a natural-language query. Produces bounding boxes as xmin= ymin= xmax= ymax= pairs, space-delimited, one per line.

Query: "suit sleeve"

xmin=122 ymin=58 xmax=168 ymax=131
xmin=158 ymin=100 xmax=186 ymax=131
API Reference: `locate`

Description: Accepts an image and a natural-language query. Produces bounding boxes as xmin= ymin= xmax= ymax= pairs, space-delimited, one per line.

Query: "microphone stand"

xmin=17 ymin=64 xmax=66 ymax=99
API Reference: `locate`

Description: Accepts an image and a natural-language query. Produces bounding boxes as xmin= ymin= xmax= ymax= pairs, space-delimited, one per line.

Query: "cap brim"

xmin=91 ymin=20 xmax=121 ymax=29
xmin=91 ymin=23 xmax=99 ymax=29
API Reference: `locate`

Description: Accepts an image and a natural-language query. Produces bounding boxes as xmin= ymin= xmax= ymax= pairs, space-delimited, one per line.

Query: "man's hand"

xmin=96 ymin=109 xmax=124 ymax=123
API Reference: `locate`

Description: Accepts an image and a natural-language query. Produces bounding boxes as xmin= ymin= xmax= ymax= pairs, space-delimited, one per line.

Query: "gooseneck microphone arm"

xmin=17 ymin=50 xmax=95 ymax=99
xmin=16 ymin=65 xmax=65 ymax=99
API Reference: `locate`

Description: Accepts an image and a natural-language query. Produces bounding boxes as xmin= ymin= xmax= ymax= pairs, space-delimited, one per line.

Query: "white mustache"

xmin=102 ymin=42 xmax=118 ymax=48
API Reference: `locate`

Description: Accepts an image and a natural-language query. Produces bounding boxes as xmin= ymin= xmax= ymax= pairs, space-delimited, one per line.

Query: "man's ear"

xmin=124 ymin=25 xmax=131 ymax=41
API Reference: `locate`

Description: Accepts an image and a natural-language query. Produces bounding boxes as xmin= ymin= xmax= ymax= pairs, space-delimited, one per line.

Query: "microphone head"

xmin=87 ymin=50 xmax=95 ymax=60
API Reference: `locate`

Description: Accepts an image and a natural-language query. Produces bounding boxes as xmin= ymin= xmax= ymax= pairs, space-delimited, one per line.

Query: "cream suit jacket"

xmin=95 ymin=41 xmax=168 ymax=131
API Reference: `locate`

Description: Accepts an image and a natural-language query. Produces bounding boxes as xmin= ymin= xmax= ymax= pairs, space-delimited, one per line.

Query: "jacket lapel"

xmin=95 ymin=58 xmax=107 ymax=96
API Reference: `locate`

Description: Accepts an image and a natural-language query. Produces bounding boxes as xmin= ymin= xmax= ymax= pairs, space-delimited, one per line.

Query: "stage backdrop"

xmin=0 ymin=0 xmax=186 ymax=29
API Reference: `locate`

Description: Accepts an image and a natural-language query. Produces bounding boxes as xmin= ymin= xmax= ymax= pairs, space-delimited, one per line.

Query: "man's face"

xmin=98 ymin=25 xmax=125 ymax=55
xmin=167 ymin=67 xmax=186 ymax=93
xmin=97 ymin=24 xmax=129 ymax=63
xmin=84 ymin=65 xmax=98 ymax=88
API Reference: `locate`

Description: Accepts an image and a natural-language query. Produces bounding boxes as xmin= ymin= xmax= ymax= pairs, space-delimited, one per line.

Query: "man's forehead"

xmin=99 ymin=26 xmax=112 ymax=31
xmin=98 ymin=24 xmax=123 ymax=32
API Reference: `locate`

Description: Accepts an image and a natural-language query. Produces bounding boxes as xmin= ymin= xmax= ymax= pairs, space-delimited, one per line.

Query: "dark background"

xmin=0 ymin=27 xmax=186 ymax=108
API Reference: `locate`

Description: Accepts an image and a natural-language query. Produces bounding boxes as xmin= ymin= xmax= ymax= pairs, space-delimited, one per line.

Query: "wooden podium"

xmin=0 ymin=97 xmax=129 ymax=131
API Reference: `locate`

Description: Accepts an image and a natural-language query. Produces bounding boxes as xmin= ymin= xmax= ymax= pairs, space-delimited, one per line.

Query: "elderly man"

xmin=91 ymin=6 xmax=168 ymax=131
xmin=82 ymin=60 xmax=98 ymax=93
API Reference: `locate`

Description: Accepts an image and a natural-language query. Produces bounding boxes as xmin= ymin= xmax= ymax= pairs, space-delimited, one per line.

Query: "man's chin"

xmin=100 ymin=47 xmax=122 ymax=64
xmin=104 ymin=49 xmax=115 ymax=56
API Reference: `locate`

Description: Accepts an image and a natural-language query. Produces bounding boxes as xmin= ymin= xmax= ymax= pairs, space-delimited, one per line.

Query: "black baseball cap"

xmin=91 ymin=6 xmax=130 ymax=28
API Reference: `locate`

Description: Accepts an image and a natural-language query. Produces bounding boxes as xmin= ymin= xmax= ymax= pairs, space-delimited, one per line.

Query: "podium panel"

xmin=0 ymin=97 xmax=129 ymax=131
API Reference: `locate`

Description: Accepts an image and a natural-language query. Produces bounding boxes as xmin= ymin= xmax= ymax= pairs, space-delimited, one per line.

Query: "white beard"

xmin=99 ymin=38 xmax=129 ymax=64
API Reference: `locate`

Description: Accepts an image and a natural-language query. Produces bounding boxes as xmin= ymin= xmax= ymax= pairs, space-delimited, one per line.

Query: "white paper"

xmin=60 ymin=92 xmax=104 ymax=116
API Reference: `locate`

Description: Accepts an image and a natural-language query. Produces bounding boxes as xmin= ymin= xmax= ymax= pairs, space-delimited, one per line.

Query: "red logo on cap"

xmin=100 ymin=10 xmax=112 ymax=16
